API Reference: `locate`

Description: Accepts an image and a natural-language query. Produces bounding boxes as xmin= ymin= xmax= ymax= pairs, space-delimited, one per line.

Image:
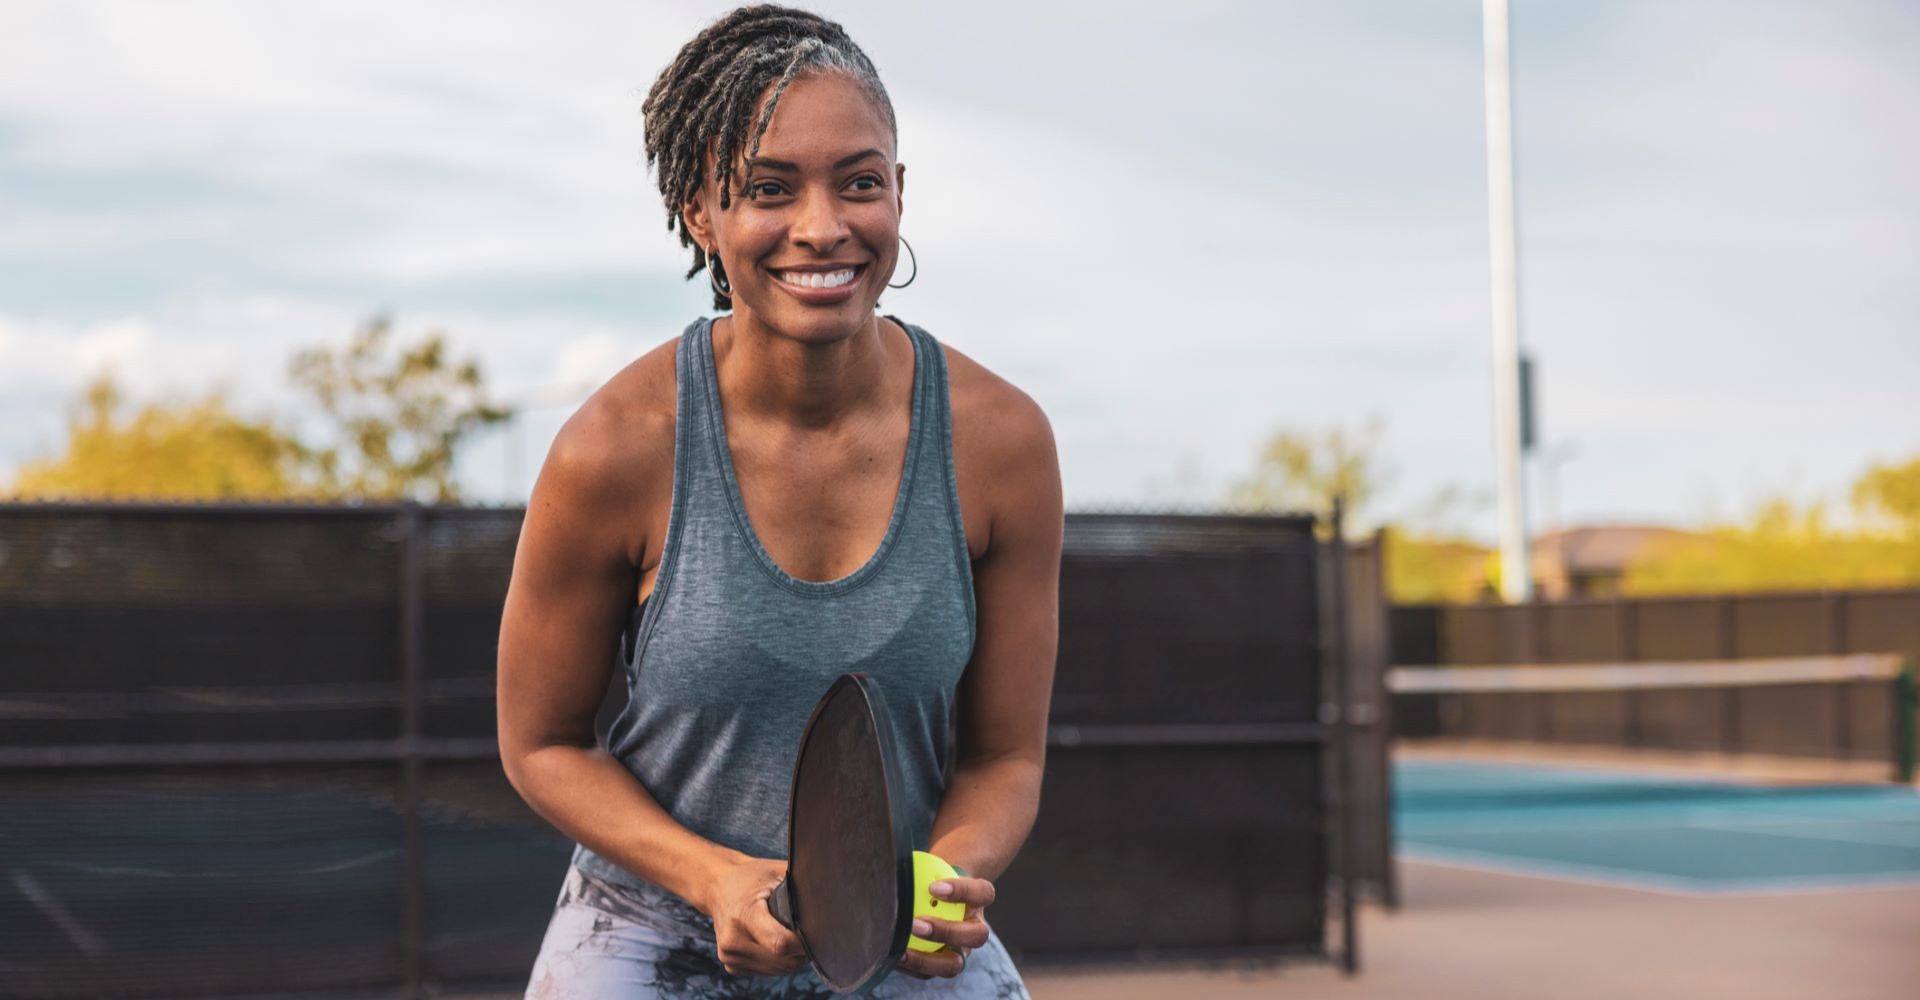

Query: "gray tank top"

xmin=569 ymin=314 xmax=977 ymax=899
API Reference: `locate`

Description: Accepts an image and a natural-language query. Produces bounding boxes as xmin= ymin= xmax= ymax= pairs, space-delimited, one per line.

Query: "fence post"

xmin=1370 ymin=528 xmax=1400 ymax=912
xmin=1896 ymin=661 xmax=1916 ymax=786
xmin=1716 ymin=598 xmax=1739 ymax=757
xmin=1619 ymin=602 xmax=1643 ymax=748
xmin=1826 ymin=592 xmax=1851 ymax=760
xmin=398 ymin=504 xmax=428 ymax=998
xmin=1326 ymin=499 xmax=1358 ymax=976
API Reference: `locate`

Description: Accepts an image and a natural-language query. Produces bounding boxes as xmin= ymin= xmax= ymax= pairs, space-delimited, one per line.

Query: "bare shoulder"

xmin=936 ymin=339 xmax=1061 ymax=549
xmin=939 ymin=341 xmax=1052 ymax=450
xmin=532 ymin=335 xmax=678 ymax=568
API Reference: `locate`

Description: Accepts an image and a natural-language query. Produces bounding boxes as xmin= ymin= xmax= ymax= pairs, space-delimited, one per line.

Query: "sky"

xmin=1 ymin=0 xmax=1915 ymax=538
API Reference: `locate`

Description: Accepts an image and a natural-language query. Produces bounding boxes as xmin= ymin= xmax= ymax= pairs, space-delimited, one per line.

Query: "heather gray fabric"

xmin=569 ymin=313 xmax=976 ymax=899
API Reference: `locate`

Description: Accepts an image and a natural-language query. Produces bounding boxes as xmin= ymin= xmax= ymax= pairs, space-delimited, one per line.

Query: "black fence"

xmin=0 ymin=503 xmax=1375 ymax=998
xmin=1390 ymin=590 xmax=1920 ymax=766
xmin=1328 ymin=531 xmax=1394 ymax=910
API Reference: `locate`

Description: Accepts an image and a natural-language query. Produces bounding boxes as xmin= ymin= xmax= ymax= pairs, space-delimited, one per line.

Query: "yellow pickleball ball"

xmin=908 ymin=851 xmax=966 ymax=954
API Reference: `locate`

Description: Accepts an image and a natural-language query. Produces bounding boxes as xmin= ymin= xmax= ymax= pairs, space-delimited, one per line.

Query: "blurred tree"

xmin=1224 ymin=416 xmax=1493 ymax=600
xmin=8 ymin=373 xmax=321 ymax=500
xmin=1624 ymin=493 xmax=1920 ymax=594
xmin=1226 ymin=415 xmax=1389 ymax=522
xmin=1852 ymin=455 xmax=1920 ymax=540
xmin=288 ymin=314 xmax=512 ymax=502
xmin=1381 ymin=526 xmax=1491 ymax=604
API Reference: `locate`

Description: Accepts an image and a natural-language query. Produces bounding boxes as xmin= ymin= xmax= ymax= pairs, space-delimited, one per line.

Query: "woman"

xmin=497 ymin=5 xmax=1062 ymax=998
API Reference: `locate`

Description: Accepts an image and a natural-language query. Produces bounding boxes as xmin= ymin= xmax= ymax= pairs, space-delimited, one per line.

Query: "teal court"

xmin=1394 ymin=757 xmax=1920 ymax=894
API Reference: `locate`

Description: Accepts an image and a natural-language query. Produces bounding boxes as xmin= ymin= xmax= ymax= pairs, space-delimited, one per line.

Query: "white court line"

xmin=1397 ymin=846 xmax=1725 ymax=896
xmin=1405 ymin=808 xmax=1920 ymax=848
xmin=1688 ymin=813 xmax=1920 ymax=850
xmin=10 ymin=870 xmax=108 ymax=958
xmin=1400 ymin=848 xmax=1920 ymax=898
xmin=43 ymin=847 xmax=402 ymax=879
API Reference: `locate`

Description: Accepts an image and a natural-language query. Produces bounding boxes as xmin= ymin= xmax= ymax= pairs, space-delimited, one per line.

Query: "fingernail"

xmin=930 ymin=882 xmax=952 ymax=897
xmin=912 ymin=919 xmax=933 ymax=936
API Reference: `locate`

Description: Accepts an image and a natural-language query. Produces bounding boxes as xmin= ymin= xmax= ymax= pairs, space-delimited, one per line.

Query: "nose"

xmin=789 ymin=186 xmax=850 ymax=255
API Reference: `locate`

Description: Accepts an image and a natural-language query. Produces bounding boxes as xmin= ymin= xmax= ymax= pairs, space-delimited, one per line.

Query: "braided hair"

xmin=643 ymin=4 xmax=898 ymax=310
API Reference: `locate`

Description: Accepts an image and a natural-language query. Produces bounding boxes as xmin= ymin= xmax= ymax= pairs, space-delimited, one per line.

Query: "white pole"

xmin=1483 ymin=0 xmax=1532 ymax=602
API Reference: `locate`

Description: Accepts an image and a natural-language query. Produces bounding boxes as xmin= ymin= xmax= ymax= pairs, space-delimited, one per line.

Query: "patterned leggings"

xmin=524 ymin=864 xmax=1032 ymax=999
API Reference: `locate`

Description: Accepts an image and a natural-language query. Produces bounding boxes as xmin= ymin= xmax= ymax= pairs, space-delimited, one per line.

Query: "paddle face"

xmin=771 ymin=673 xmax=914 ymax=995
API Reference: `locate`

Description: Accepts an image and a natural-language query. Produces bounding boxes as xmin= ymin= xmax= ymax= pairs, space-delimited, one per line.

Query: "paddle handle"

xmin=767 ymin=875 xmax=795 ymax=929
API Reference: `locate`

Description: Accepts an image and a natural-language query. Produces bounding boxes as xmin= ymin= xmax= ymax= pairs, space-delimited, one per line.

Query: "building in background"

xmin=1527 ymin=525 xmax=1696 ymax=600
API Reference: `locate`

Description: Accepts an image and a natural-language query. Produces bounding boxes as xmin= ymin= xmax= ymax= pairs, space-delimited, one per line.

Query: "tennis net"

xmin=1388 ymin=655 xmax=1917 ymax=783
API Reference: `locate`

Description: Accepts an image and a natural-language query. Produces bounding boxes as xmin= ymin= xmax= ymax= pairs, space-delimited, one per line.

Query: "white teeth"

xmin=778 ymin=268 xmax=856 ymax=290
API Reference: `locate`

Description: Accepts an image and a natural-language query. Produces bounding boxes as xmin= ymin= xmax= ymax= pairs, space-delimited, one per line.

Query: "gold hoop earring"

xmin=707 ymin=247 xmax=730 ymax=298
xmin=887 ymin=237 xmax=917 ymax=289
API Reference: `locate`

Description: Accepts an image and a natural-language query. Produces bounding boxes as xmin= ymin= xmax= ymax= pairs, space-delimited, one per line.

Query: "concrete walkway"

xmin=1025 ymin=859 xmax=1920 ymax=1000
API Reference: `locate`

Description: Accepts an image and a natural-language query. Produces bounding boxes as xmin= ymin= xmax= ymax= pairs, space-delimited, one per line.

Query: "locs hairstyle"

xmin=643 ymin=4 xmax=899 ymax=311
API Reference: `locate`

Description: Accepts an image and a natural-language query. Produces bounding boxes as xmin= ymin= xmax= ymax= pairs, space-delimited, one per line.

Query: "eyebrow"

xmin=747 ymin=148 xmax=886 ymax=172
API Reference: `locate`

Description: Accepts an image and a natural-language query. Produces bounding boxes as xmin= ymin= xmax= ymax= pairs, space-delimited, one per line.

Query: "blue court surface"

xmin=1394 ymin=757 xmax=1920 ymax=895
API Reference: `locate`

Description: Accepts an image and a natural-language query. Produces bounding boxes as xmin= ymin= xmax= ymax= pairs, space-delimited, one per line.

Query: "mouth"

xmin=767 ymin=262 xmax=869 ymax=294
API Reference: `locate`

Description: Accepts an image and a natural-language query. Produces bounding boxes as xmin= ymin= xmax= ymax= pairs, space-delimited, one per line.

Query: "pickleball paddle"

xmin=765 ymin=672 xmax=965 ymax=995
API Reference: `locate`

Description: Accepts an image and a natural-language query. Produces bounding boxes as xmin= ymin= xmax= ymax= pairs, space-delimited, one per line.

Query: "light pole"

xmin=1483 ymin=0 xmax=1532 ymax=602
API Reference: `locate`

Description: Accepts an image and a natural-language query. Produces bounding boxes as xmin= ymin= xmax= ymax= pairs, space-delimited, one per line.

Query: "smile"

xmin=770 ymin=264 xmax=865 ymax=290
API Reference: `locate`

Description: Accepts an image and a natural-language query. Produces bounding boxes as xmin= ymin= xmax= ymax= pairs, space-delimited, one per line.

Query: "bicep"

xmin=496 ymin=427 xmax=639 ymax=764
xmin=956 ymin=396 xmax=1063 ymax=766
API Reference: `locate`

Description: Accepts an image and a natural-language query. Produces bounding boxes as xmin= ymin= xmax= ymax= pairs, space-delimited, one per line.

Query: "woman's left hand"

xmin=895 ymin=875 xmax=997 ymax=980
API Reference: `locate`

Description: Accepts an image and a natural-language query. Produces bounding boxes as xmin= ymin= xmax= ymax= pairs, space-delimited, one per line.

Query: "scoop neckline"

xmin=698 ymin=315 xmax=925 ymax=596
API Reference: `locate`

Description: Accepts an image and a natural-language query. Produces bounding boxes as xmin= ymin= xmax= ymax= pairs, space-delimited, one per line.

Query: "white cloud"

xmin=1 ymin=0 xmax=1915 ymax=529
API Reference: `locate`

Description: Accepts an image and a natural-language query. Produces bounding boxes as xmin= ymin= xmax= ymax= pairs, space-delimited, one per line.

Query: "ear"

xmin=894 ymin=161 xmax=906 ymax=219
xmin=682 ymin=192 xmax=716 ymax=258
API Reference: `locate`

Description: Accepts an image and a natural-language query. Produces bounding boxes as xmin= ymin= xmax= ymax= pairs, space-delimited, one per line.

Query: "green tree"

xmin=288 ymin=314 xmax=512 ymax=502
xmin=1852 ymin=456 xmax=1920 ymax=540
xmin=1226 ymin=415 xmax=1388 ymax=522
xmin=7 ymin=315 xmax=513 ymax=503
xmin=9 ymin=373 xmax=321 ymax=500
xmin=1381 ymin=526 xmax=1492 ymax=604
xmin=1624 ymin=494 xmax=1920 ymax=594
xmin=1224 ymin=416 xmax=1494 ymax=601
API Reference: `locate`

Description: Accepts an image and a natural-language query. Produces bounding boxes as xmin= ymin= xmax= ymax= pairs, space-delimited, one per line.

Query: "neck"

xmin=711 ymin=310 xmax=900 ymax=431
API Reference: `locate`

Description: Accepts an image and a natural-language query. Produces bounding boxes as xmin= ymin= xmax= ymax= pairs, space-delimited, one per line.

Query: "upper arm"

xmin=955 ymin=382 xmax=1063 ymax=768
xmin=496 ymin=399 xmax=658 ymax=769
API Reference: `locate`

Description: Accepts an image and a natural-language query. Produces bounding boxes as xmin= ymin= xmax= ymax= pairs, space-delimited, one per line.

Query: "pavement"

xmin=1026 ymin=859 xmax=1919 ymax=1000
xmin=1027 ymin=752 xmax=1920 ymax=1000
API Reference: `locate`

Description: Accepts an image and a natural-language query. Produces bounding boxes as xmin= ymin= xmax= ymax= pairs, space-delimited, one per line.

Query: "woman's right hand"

xmin=703 ymin=855 xmax=808 ymax=978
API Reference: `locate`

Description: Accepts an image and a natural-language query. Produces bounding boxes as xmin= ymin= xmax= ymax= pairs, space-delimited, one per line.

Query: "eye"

xmin=751 ymin=180 xmax=787 ymax=198
xmin=848 ymin=174 xmax=884 ymax=192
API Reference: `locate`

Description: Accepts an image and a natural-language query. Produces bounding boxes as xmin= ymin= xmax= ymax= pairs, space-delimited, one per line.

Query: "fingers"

xmin=715 ymin=891 xmax=807 ymax=977
xmin=750 ymin=899 xmax=808 ymax=960
xmin=718 ymin=936 xmax=806 ymax=979
xmin=900 ymin=881 xmax=994 ymax=982
xmin=910 ymin=882 xmax=990 ymax=952
xmin=930 ymin=875 xmax=997 ymax=912
xmin=896 ymin=944 xmax=968 ymax=980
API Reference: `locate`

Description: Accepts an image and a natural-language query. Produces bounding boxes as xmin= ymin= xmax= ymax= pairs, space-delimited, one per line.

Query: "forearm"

xmin=927 ymin=754 xmax=1043 ymax=882
xmin=503 ymin=742 xmax=748 ymax=916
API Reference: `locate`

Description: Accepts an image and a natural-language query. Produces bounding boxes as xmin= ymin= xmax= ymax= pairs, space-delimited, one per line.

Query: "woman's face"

xmin=684 ymin=71 xmax=904 ymax=344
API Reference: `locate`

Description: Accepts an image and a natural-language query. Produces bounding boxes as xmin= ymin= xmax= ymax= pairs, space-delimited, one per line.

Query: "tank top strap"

xmin=887 ymin=314 xmax=976 ymax=633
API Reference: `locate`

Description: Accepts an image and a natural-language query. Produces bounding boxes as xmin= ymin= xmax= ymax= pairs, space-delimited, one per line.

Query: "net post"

xmin=1895 ymin=660 xmax=1916 ymax=786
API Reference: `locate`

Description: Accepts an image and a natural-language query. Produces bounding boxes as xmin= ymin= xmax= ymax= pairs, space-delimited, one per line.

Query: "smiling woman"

xmin=495 ymin=4 xmax=1060 ymax=1000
